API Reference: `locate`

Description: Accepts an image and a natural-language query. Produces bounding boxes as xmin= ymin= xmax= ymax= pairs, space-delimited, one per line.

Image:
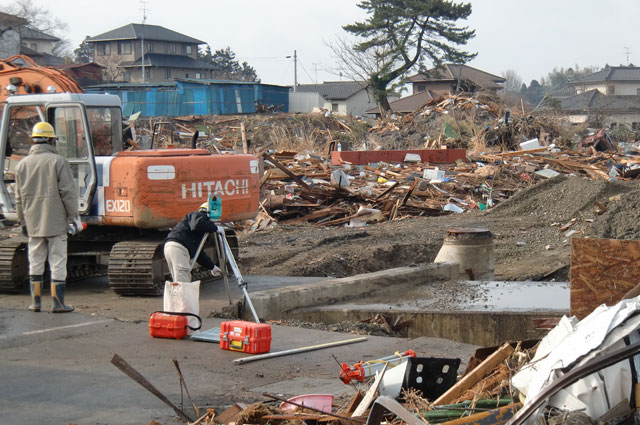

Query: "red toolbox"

xmin=149 ymin=312 xmax=201 ymax=340
xmin=220 ymin=320 xmax=271 ymax=354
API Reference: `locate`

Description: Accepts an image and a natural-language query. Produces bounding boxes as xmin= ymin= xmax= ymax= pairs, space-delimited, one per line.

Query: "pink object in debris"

xmin=280 ymin=394 xmax=334 ymax=414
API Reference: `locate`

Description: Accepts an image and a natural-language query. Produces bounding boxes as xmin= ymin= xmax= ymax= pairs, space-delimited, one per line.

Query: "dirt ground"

xmin=238 ymin=176 xmax=640 ymax=281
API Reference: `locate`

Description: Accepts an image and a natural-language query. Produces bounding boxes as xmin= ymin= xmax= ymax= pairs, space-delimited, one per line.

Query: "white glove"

xmin=210 ymin=265 xmax=222 ymax=277
xmin=69 ymin=216 xmax=85 ymax=235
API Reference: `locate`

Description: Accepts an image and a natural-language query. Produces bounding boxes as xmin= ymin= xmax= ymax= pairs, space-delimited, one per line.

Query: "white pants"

xmin=28 ymin=234 xmax=68 ymax=281
xmin=164 ymin=241 xmax=192 ymax=283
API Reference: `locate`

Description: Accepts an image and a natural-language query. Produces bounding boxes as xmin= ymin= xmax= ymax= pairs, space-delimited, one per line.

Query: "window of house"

xmin=331 ymin=103 xmax=339 ymax=112
xmin=30 ymin=42 xmax=37 ymax=51
xmin=607 ymin=85 xmax=615 ymax=95
xmin=417 ymin=84 xmax=426 ymax=92
xmin=195 ymin=72 xmax=201 ymax=79
xmin=164 ymin=42 xmax=169 ymax=53
xmin=100 ymin=43 xmax=111 ymax=56
xmin=185 ymin=73 xmax=189 ymax=78
xmin=637 ymin=88 xmax=640 ymax=95
xmin=122 ymin=71 xmax=131 ymax=82
xmin=184 ymin=44 xmax=192 ymax=55
xmin=146 ymin=42 xmax=153 ymax=53
xmin=165 ymin=69 xmax=172 ymax=79
xmin=118 ymin=41 xmax=132 ymax=55
xmin=632 ymin=122 xmax=640 ymax=131
xmin=165 ymin=43 xmax=176 ymax=54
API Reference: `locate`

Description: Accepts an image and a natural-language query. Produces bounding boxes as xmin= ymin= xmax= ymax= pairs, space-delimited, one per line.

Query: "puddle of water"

xmin=321 ymin=280 xmax=569 ymax=313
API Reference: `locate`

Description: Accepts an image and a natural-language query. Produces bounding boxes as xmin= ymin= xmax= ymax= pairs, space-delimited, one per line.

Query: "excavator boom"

xmin=0 ymin=55 xmax=83 ymax=100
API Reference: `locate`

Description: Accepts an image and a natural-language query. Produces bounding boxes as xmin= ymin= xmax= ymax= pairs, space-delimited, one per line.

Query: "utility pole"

xmin=286 ymin=50 xmax=298 ymax=91
xmin=293 ymin=50 xmax=297 ymax=91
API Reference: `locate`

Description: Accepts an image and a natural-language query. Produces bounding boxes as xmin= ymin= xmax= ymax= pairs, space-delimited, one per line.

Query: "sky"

xmin=4 ymin=0 xmax=640 ymax=88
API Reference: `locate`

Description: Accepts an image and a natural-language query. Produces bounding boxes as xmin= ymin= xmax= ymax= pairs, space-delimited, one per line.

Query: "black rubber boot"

xmin=51 ymin=280 xmax=73 ymax=313
xmin=28 ymin=275 xmax=42 ymax=312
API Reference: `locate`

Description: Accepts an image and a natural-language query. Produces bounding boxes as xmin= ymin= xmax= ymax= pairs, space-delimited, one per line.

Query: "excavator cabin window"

xmin=87 ymin=107 xmax=122 ymax=156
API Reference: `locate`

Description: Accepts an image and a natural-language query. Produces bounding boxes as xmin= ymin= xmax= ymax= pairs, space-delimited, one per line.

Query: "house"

xmin=86 ymin=23 xmax=215 ymax=83
xmin=568 ymin=66 xmax=640 ymax=96
xmin=558 ymin=89 xmax=640 ymax=130
xmin=368 ymin=64 xmax=505 ymax=116
xmin=57 ymin=62 xmax=104 ymax=86
xmin=407 ymin=63 xmax=505 ymax=96
xmin=291 ymin=81 xmax=376 ymax=117
xmin=0 ymin=12 xmax=27 ymax=58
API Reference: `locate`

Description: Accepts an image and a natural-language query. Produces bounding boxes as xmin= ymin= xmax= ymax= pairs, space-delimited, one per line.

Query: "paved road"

xmin=0 ymin=307 xmax=477 ymax=425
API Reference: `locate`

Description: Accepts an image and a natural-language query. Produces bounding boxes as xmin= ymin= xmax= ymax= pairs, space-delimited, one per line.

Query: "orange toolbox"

xmin=220 ymin=320 xmax=271 ymax=354
xmin=149 ymin=311 xmax=201 ymax=340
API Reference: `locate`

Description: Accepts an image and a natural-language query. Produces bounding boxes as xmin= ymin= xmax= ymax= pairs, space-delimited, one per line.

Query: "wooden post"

xmin=240 ymin=122 xmax=248 ymax=154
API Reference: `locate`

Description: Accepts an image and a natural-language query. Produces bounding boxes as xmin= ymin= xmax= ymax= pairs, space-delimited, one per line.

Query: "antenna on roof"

xmin=140 ymin=0 xmax=149 ymax=24
xmin=625 ymin=46 xmax=631 ymax=66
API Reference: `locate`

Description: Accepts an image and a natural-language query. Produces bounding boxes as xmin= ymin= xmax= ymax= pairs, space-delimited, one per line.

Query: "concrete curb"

xmin=248 ymin=262 xmax=459 ymax=321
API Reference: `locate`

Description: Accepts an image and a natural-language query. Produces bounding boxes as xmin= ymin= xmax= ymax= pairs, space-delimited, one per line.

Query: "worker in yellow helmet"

xmin=15 ymin=122 xmax=82 ymax=313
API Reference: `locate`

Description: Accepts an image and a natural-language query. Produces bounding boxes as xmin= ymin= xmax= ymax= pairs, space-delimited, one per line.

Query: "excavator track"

xmin=0 ymin=237 xmax=28 ymax=292
xmin=108 ymin=241 xmax=167 ymax=296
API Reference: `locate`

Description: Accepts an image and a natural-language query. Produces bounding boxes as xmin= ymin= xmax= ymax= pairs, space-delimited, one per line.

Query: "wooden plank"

xmin=352 ymin=363 xmax=388 ymax=417
xmin=434 ymin=343 xmax=514 ymax=405
xmin=332 ymin=149 xmax=466 ymax=166
xmin=570 ymin=237 xmax=640 ymax=319
xmin=438 ymin=403 xmax=521 ymax=425
xmin=263 ymin=153 xmax=312 ymax=191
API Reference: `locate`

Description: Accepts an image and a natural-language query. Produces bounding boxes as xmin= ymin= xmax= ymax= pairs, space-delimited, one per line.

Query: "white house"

xmin=291 ymin=81 xmax=376 ymax=117
xmin=568 ymin=67 xmax=640 ymax=96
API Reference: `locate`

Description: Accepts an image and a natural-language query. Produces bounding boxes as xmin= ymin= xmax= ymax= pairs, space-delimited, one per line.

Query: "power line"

xmin=296 ymin=56 xmax=315 ymax=84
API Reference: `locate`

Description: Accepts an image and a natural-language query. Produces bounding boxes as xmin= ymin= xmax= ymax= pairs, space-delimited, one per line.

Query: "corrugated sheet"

xmin=86 ymin=80 xmax=290 ymax=116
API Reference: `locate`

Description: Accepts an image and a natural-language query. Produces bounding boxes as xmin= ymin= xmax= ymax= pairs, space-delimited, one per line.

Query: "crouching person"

xmin=164 ymin=202 xmax=220 ymax=283
xmin=16 ymin=122 xmax=80 ymax=313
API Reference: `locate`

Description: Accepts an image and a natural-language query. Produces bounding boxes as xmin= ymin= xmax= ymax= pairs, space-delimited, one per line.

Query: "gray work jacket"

xmin=15 ymin=143 xmax=78 ymax=237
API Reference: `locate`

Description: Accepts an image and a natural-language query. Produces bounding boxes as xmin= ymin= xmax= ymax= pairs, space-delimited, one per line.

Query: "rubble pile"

xmin=367 ymin=94 xmax=573 ymax=152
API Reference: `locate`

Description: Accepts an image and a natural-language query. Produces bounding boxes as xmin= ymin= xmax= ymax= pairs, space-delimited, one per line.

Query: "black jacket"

xmin=165 ymin=211 xmax=218 ymax=270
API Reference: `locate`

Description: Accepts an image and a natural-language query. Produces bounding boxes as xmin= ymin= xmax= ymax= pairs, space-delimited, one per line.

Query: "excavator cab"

xmin=0 ymin=93 xmax=123 ymax=221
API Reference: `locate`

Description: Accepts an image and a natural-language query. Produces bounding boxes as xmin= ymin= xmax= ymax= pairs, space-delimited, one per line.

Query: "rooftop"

xmin=560 ymin=89 xmax=640 ymax=112
xmin=367 ymin=89 xmax=439 ymax=114
xmin=408 ymin=64 xmax=505 ymax=90
xmin=568 ymin=67 xmax=640 ymax=84
xmin=87 ymin=23 xmax=204 ymax=44
xmin=296 ymin=81 xmax=368 ymax=101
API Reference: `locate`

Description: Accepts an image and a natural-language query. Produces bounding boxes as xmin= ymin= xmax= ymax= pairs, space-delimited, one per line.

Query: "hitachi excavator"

xmin=0 ymin=55 xmax=84 ymax=101
xmin=0 ymin=92 xmax=260 ymax=295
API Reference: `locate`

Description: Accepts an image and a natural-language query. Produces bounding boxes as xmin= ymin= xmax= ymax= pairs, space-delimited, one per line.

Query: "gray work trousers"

xmin=164 ymin=241 xmax=192 ymax=283
xmin=28 ymin=234 xmax=68 ymax=281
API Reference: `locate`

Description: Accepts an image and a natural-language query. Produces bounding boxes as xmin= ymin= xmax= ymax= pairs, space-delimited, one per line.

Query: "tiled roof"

xmin=560 ymin=89 xmax=640 ymax=112
xmin=296 ymin=81 xmax=368 ymax=101
xmin=124 ymin=53 xmax=215 ymax=70
xmin=87 ymin=23 xmax=204 ymax=44
xmin=568 ymin=67 xmax=640 ymax=84
xmin=0 ymin=12 xmax=27 ymax=28
xmin=18 ymin=25 xmax=59 ymax=42
xmin=367 ymin=90 xmax=439 ymax=114
xmin=408 ymin=64 xmax=505 ymax=90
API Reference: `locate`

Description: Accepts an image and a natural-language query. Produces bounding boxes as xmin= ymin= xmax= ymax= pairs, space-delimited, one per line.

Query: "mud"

xmin=239 ymin=176 xmax=640 ymax=282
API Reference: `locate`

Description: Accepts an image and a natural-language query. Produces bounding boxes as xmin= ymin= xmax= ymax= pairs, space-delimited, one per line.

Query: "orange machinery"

xmin=0 ymin=92 xmax=260 ymax=295
xmin=0 ymin=55 xmax=83 ymax=101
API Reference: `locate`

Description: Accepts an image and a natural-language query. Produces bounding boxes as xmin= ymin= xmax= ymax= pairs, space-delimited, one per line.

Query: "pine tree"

xmin=343 ymin=0 xmax=475 ymax=112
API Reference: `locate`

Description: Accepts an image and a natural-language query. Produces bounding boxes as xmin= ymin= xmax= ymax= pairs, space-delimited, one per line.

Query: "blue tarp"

xmin=86 ymin=80 xmax=290 ymax=117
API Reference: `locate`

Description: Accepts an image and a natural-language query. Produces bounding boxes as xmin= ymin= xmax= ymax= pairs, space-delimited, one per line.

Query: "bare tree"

xmin=0 ymin=0 xmax=71 ymax=57
xmin=501 ymin=69 xmax=523 ymax=94
xmin=98 ymin=56 xmax=125 ymax=82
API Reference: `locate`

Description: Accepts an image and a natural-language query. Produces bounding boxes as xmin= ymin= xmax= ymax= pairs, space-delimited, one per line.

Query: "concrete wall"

xmin=289 ymin=91 xmax=323 ymax=113
xmin=575 ymin=81 xmax=640 ymax=95
xmin=247 ymin=263 xmax=459 ymax=321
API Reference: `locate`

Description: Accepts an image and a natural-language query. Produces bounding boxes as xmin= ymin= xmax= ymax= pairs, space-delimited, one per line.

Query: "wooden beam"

xmin=434 ymin=343 xmax=514 ymax=405
xmin=263 ymin=153 xmax=312 ymax=191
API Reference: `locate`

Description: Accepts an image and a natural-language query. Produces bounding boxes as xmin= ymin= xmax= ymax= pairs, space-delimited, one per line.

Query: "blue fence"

xmin=86 ymin=80 xmax=290 ymax=117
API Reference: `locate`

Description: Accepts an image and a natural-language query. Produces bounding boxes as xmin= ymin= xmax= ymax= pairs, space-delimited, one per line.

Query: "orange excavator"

xmin=0 ymin=91 xmax=260 ymax=295
xmin=0 ymin=55 xmax=83 ymax=101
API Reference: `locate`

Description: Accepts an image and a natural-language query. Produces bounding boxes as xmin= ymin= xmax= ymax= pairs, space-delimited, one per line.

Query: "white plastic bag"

xmin=163 ymin=280 xmax=200 ymax=330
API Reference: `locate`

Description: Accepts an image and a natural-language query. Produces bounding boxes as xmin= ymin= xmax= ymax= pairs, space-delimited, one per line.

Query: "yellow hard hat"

xmin=32 ymin=122 xmax=56 ymax=138
xmin=199 ymin=202 xmax=209 ymax=211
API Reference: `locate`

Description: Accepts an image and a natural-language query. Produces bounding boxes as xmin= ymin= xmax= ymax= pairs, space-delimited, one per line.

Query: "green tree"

xmin=199 ymin=45 xmax=259 ymax=82
xmin=73 ymin=37 xmax=94 ymax=63
xmin=342 ymin=0 xmax=476 ymax=113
